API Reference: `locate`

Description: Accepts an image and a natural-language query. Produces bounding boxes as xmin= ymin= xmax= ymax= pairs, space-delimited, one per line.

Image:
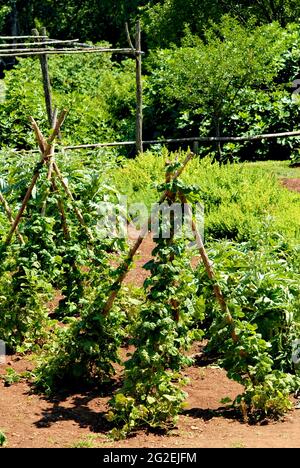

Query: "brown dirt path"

xmin=281 ymin=178 xmax=300 ymax=193
xmin=1 ymin=355 xmax=300 ymax=448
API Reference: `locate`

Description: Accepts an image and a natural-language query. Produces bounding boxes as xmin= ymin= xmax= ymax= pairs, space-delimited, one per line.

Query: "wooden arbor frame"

xmin=0 ymin=22 xmax=144 ymax=154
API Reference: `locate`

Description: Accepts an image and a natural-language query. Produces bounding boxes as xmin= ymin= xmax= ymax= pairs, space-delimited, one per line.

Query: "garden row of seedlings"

xmin=0 ymin=112 xmax=298 ymax=438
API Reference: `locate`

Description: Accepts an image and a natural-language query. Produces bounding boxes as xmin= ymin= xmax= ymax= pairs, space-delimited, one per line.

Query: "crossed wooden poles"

xmin=0 ymin=110 xmax=91 ymax=248
xmin=0 ymin=132 xmax=237 ymax=341
xmin=101 ymin=152 xmax=238 ymax=343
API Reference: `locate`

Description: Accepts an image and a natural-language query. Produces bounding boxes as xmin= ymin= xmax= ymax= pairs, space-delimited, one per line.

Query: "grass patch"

xmin=110 ymin=152 xmax=300 ymax=243
xmin=244 ymin=160 xmax=300 ymax=179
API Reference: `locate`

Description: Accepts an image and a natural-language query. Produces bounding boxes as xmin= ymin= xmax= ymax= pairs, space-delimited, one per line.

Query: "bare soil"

xmin=281 ymin=178 xmax=300 ymax=193
xmin=1 ymin=355 xmax=300 ymax=448
xmin=1 ymin=179 xmax=300 ymax=449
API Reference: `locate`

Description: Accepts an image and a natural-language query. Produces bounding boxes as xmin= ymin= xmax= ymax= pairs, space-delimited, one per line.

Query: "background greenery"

xmin=0 ymin=2 xmax=299 ymax=161
xmin=0 ymin=1 xmax=300 ymax=433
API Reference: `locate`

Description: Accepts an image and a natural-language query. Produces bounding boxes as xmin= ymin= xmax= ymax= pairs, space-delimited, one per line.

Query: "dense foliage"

xmin=0 ymin=52 xmax=136 ymax=150
xmin=0 ymin=15 xmax=300 ymax=162
xmin=0 ymin=0 xmax=300 ymax=441
xmin=111 ymin=151 xmax=300 ymax=241
xmin=0 ymin=147 xmax=126 ymax=352
xmin=2 ymin=1 xmax=300 ymax=48
xmin=144 ymin=19 xmax=300 ymax=161
xmin=0 ymin=147 xmax=299 ymax=436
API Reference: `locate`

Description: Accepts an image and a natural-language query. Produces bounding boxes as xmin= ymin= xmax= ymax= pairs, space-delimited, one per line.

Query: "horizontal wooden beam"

xmin=143 ymin=131 xmax=300 ymax=144
xmin=0 ymin=47 xmax=143 ymax=57
xmin=0 ymin=35 xmax=48 ymax=40
xmin=64 ymin=141 xmax=136 ymax=150
xmin=0 ymin=39 xmax=79 ymax=49
xmin=62 ymin=130 xmax=300 ymax=150
xmin=8 ymin=129 xmax=300 ymax=155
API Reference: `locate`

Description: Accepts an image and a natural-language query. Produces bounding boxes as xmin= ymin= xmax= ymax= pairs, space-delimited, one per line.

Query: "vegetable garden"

xmin=0 ymin=118 xmax=300 ymax=440
xmin=0 ymin=16 xmax=300 ymax=448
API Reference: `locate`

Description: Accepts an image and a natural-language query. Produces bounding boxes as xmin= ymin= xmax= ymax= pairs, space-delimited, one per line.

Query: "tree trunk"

xmin=215 ymin=117 xmax=222 ymax=160
xmin=10 ymin=1 xmax=18 ymax=36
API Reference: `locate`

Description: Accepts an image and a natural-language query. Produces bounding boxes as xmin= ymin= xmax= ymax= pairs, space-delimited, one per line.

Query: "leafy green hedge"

xmin=0 ymin=51 xmax=136 ymax=150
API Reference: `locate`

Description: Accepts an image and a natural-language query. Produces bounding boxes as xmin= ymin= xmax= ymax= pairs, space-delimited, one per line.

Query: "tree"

xmin=145 ymin=18 xmax=300 ymax=160
xmin=141 ymin=0 xmax=300 ymax=48
xmin=0 ymin=1 xmax=148 ymax=44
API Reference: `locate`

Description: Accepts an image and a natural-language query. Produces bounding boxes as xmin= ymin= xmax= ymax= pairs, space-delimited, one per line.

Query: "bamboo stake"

xmin=165 ymin=162 xmax=179 ymax=322
xmin=52 ymin=161 xmax=93 ymax=241
xmin=41 ymin=110 xmax=58 ymax=216
xmin=0 ymin=191 xmax=24 ymax=244
xmin=28 ymin=110 xmax=89 ymax=237
xmin=51 ymin=177 xmax=70 ymax=240
xmin=135 ymin=20 xmax=143 ymax=155
xmin=179 ymin=193 xmax=238 ymax=343
xmin=4 ymin=111 xmax=66 ymax=245
xmin=30 ymin=119 xmax=47 ymax=153
xmin=47 ymin=110 xmax=68 ymax=146
xmin=102 ymin=152 xmax=194 ymax=317
xmin=32 ymin=28 xmax=54 ymax=128
xmin=5 ymin=165 xmax=45 ymax=245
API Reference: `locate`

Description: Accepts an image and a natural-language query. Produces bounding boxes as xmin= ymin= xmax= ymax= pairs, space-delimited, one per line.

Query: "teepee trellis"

xmin=101 ymin=152 xmax=194 ymax=316
xmin=3 ymin=110 xmax=94 ymax=247
xmin=4 ymin=110 xmax=67 ymax=246
xmin=1 ymin=120 xmax=236 ymax=339
xmin=101 ymin=153 xmax=235 ymax=334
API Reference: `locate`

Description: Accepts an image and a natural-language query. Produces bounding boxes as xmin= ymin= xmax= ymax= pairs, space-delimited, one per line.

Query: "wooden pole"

xmin=135 ymin=20 xmax=143 ymax=155
xmin=52 ymin=161 xmax=94 ymax=241
xmin=102 ymin=152 xmax=194 ymax=317
xmin=41 ymin=109 xmax=57 ymax=216
xmin=52 ymin=129 xmax=300 ymax=152
xmin=0 ymin=35 xmax=48 ymax=40
xmin=4 ymin=111 xmax=67 ymax=245
xmin=11 ymin=1 xmax=18 ymax=37
xmin=179 ymin=193 xmax=238 ymax=343
xmin=0 ymin=47 xmax=141 ymax=57
xmin=0 ymin=39 xmax=79 ymax=49
xmin=5 ymin=165 xmax=46 ymax=245
xmin=51 ymin=177 xmax=70 ymax=240
xmin=193 ymin=141 xmax=199 ymax=154
xmin=0 ymin=192 xmax=24 ymax=244
xmin=32 ymin=28 xmax=54 ymax=127
xmin=125 ymin=23 xmax=134 ymax=50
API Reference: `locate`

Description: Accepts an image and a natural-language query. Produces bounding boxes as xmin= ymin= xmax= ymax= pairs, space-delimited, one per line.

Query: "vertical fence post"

xmin=135 ymin=20 xmax=143 ymax=155
xmin=32 ymin=27 xmax=54 ymax=127
xmin=193 ymin=141 xmax=199 ymax=154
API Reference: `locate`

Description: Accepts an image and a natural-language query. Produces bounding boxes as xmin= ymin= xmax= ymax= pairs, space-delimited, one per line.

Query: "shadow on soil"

xmin=31 ymin=348 xmax=243 ymax=435
xmin=32 ymin=380 xmax=120 ymax=434
xmin=33 ymin=386 xmax=242 ymax=438
xmin=183 ymin=406 xmax=242 ymax=423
